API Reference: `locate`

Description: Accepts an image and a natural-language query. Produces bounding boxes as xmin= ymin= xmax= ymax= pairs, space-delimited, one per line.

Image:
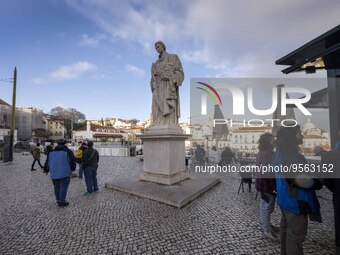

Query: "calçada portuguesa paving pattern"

xmin=0 ymin=153 xmax=336 ymax=254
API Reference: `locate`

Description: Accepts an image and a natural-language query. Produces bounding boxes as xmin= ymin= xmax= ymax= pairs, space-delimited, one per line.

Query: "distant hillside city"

xmin=0 ymin=99 xmax=330 ymax=157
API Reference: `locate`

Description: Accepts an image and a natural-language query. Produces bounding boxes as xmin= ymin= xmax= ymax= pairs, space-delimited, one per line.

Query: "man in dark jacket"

xmin=194 ymin=145 xmax=206 ymax=165
xmin=43 ymin=142 xmax=54 ymax=172
xmin=219 ymin=147 xmax=234 ymax=166
xmin=44 ymin=139 xmax=76 ymax=206
xmin=321 ymin=141 xmax=340 ymax=254
xmin=82 ymin=141 xmax=99 ymax=195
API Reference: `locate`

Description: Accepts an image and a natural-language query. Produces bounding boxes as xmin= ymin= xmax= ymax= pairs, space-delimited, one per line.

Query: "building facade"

xmin=73 ymin=121 xmax=128 ymax=142
xmin=0 ymin=100 xmax=46 ymax=141
xmin=46 ymin=116 xmax=66 ymax=140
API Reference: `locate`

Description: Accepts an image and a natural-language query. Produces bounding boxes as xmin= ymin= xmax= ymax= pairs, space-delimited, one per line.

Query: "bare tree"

xmin=50 ymin=107 xmax=86 ymax=139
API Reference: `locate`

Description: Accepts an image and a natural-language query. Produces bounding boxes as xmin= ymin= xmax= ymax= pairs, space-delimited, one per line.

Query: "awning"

xmin=276 ymin=24 xmax=340 ymax=74
xmin=303 ymin=88 xmax=328 ymax=108
xmin=287 ymin=87 xmax=329 ymax=109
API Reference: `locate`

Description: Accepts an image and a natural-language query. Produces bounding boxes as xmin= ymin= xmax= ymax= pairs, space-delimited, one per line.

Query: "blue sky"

xmin=1 ymin=0 xmax=339 ymax=123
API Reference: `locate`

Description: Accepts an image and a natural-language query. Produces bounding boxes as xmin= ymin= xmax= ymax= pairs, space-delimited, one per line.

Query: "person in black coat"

xmin=321 ymin=141 xmax=340 ymax=254
xmin=219 ymin=147 xmax=234 ymax=166
xmin=43 ymin=142 xmax=54 ymax=172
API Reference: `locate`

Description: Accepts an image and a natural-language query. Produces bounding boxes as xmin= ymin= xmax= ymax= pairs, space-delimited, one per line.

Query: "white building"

xmin=73 ymin=121 xmax=128 ymax=142
xmin=120 ymin=127 xmax=145 ymax=143
xmin=301 ymin=119 xmax=331 ymax=155
xmin=0 ymin=125 xmax=17 ymax=143
xmin=184 ymin=119 xmax=272 ymax=156
xmin=226 ymin=126 xmax=272 ymax=156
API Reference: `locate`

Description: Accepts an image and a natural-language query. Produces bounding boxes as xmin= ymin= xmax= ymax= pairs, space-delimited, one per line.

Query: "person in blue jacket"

xmin=44 ymin=138 xmax=76 ymax=207
xmin=321 ymin=141 xmax=340 ymax=254
xmin=274 ymin=125 xmax=322 ymax=255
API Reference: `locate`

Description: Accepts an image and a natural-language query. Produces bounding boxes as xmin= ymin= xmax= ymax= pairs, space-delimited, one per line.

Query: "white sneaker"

xmin=263 ymin=232 xmax=280 ymax=242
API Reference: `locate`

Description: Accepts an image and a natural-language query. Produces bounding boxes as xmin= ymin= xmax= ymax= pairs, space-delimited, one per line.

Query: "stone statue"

xmin=151 ymin=41 xmax=184 ymax=126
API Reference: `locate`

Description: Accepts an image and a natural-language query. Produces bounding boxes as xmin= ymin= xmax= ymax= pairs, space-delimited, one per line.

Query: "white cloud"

xmin=65 ymin=0 xmax=340 ymax=76
xmin=125 ymin=64 xmax=146 ymax=76
xmin=49 ymin=61 xmax=96 ymax=80
xmin=181 ymin=0 xmax=340 ymax=77
xmin=31 ymin=77 xmax=47 ymax=85
xmin=79 ymin=33 xmax=107 ymax=47
xmin=31 ymin=61 xmax=96 ymax=84
xmin=65 ymin=0 xmax=187 ymax=52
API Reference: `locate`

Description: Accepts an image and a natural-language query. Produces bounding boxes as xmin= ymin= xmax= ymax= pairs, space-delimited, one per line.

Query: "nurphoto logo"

xmin=193 ymin=79 xmax=314 ymax=128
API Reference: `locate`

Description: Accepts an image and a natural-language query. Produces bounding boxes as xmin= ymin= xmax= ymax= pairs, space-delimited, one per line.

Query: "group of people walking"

xmin=192 ymin=125 xmax=339 ymax=254
xmin=255 ymin=125 xmax=339 ymax=255
xmin=31 ymin=125 xmax=339 ymax=254
xmin=31 ymin=139 xmax=99 ymax=207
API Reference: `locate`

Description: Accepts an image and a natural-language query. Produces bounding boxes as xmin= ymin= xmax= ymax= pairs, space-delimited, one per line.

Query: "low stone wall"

xmin=97 ymin=147 xmax=130 ymax=156
xmin=69 ymin=146 xmax=131 ymax=156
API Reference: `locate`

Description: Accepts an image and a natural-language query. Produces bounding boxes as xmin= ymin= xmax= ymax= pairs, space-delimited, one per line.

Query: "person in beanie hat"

xmin=82 ymin=141 xmax=99 ymax=195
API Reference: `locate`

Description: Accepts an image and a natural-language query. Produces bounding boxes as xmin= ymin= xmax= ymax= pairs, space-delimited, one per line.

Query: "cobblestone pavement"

xmin=0 ymin=153 xmax=336 ymax=255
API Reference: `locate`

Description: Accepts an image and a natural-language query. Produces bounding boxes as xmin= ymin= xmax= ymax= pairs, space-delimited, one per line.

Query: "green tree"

xmin=127 ymin=118 xmax=139 ymax=125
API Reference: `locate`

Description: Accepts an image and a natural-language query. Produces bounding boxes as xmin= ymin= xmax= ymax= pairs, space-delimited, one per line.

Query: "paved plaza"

xmin=0 ymin=153 xmax=336 ymax=255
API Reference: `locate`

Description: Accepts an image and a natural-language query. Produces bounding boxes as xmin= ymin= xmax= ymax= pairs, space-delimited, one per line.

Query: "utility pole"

xmin=9 ymin=67 xmax=17 ymax=161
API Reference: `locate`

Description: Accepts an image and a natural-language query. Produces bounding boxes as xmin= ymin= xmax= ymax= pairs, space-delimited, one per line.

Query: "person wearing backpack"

xmin=321 ymin=141 xmax=340 ymax=254
xmin=274 ymin=125 xmax=322 ymax=255
xmin=75 ymin=142 xmax=87 ymax=179
xmin=82 ymin=141 xmax=99 ymax=195
xmin=31 ymin=142 xmax=43 ymax=171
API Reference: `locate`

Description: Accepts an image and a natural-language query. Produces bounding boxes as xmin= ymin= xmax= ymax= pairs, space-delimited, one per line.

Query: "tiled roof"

xmin=303 ymin=135 xmax=326 ymax=139
xmin=93 ymin=134 xmax=123 ymax=138
xmin=74 ymin=123 xmax=126 ymax=132
xmin=75 ymin=124 xmax=111 ymax=131
xmin=0 ymin=99 xmax=10 ymax=106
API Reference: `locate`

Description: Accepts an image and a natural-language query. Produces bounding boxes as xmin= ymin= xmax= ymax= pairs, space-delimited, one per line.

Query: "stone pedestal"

xmin=139 ymin=125 xmax=190 ymax=185
xmin=105 ymin=125 xmax=221 ymax=208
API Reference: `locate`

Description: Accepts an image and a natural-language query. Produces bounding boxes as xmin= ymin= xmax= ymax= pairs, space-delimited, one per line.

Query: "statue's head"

xmin=155 ymin=41 xmax=166 ymax=51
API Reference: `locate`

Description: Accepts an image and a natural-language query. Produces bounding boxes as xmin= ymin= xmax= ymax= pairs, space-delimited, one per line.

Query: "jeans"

xmin=78 ymin=164 xmax=83 ymax=178
xmin=32 ymin=159 xmax=43 ymax=169
xmin=83 ymin=166 xmax=98 ymax=193
xmin=52 ymin=176 xmax=71 ymax=203
xmin=280 ymin=208 xmax=308 ymax=255
xmin=259 ymin=192 xmax=276 ymax=233
xmin=334 ymin=196 xmax=340 ymax=254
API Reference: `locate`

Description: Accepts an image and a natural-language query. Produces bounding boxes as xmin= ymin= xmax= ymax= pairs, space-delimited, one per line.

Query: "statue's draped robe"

xmin=151 ymin=52 xmax=184 ymax=126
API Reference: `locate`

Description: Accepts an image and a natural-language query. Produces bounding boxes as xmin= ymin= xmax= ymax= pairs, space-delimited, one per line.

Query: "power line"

xmin=0 ymin=78 xmax=13 ymax=83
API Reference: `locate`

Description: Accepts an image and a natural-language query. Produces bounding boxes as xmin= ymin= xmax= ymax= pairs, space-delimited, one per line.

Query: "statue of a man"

xmin=151 ymin=41 xmax=184 ymax=126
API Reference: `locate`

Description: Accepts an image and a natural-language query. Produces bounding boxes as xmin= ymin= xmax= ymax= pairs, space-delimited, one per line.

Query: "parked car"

xmin=14 ymin=141 xmax=31 ymax=151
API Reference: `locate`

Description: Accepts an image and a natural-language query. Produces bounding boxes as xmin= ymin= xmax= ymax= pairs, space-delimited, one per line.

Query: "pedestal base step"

xmin=105 ymin=178 xmax=220 ymax=208
xmin=139 ymin=171 xmax=189 ymax=185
